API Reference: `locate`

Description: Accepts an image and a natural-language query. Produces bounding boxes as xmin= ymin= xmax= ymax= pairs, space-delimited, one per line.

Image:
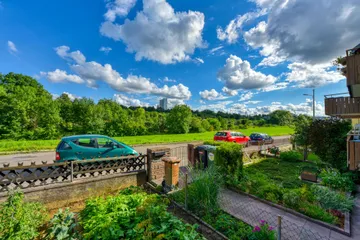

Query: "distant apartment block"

xmin=159 ymin=98 xmax=168 ymax=110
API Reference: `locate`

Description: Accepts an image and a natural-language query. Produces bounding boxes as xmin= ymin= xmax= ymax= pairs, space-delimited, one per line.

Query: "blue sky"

xmin=1 ymin=0 xmax=359 ymax=115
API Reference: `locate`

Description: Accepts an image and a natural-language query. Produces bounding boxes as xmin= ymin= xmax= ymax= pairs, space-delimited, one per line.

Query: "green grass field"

xmin=0 ymin=126 xmax=293 ymax=153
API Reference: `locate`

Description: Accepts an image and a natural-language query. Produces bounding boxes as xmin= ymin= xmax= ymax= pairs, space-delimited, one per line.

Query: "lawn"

xmin=0 ymin=126 xmax=293 ymax=153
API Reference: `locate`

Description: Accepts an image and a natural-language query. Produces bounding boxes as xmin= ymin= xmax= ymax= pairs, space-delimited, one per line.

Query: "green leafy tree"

xmin=269 ymin=110 xmax=294 ymax=126
xmin=208 ymin=118 xmax=221 ymax=131
xmin=293 ymin=115 xmax=312 ymax=160
xmin=166 ymin=105 xmax=192 ymax=134
xmin=201 ymin=119 xmax=211 ymax=131
xmin=309 ymin=119 xmax=352 ymax=170
xmin=190 ymin=117 xmax=205 ymax=133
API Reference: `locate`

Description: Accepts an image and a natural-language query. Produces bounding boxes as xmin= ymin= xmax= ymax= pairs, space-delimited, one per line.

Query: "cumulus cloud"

xmin=104 ymin=0 xmax=137 ymax=21
xmin=162 ymin=77 xmax=176 ymax=83
xmin=40 ymin=69 xmax=84 ymax=84
xmin=222 ymin=87 xmax=238 ymax=96
xmin=244 ymin=100 xmax=262 ymax=105
xmin=217 ymin=55 xmax=276 ymax=90
xmin=239 ymin=92 xmax=253 ymax=101
xmin=99 ymin=46 xmax=112 ymax=54
xmin=199 ymin=89 xmax=226 ymax=101
xmin=43 ymin=46 xmax=191 ymax=100
xmin=114 ymin=93 xmax=149 ymax=107
xmin=216 ymin=10 xmax=266 ymax=44
xmin=7 ymin=41 xmax=18 ymax=55
xmin=243 ymin=0 xmax=360 ymax=65
xmin=55 ymin=46 xmax=86 ymax=64
xmin=199 ymin=99 xmax=325 ymax=116
xmin=285 ymin=62 xmax=345 ymax=88
xmin=100 ymin=0 xmax=205 ymax=64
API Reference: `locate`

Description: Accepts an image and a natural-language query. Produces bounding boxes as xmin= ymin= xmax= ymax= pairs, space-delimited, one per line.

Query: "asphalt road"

xmin=0 ymin=136 xmax=290 ymax=167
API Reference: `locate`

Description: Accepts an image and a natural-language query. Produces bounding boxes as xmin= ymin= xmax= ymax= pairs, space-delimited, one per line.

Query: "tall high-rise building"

xmin=159 ymin=98 xmax=168 ymax=110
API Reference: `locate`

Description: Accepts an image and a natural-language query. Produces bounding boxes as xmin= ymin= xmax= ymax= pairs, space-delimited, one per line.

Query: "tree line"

xmin=0 ymin=73 xmax=294 ymax=140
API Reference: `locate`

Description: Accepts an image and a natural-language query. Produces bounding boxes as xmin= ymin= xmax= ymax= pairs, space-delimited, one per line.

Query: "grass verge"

xmin=0 ymin=126 xmax=293 ymax=153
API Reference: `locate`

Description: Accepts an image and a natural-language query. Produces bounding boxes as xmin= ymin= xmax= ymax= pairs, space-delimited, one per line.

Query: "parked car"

xmin=249 ymin=133 xmax=274 ymax=145
xmin=55 ymin=134 xmax=138 ymax=162
xmin=213 ymin=131 xmax=250 ymax=145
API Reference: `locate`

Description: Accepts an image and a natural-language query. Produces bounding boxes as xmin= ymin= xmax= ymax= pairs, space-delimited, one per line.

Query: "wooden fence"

xmin=324 ymin=97 xmax=360 ymax=118
xmin=0 ymin=155 xmax=146 ymax=192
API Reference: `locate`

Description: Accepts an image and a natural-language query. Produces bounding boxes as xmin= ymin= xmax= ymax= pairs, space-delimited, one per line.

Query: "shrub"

xmin=45 ymin=208 xmax=79 ymax=240
xmin=299 ymin=202 xmax=337 ymax=224
xmin=257 ymin=184 xmax=283 ymax=203
xmin=311 ymin=185 xmax=354 ymax=212
xmin=280 ymin=150 xmax=301 ymax=162
xmin=319 ymin=169 xmax=355 ymax=192
xmin=211 ymin=212 xmax=252 ymax=239
xmin=214 ymin=142 xmax=243 ymax=182
xmin=0 ymin=191 xmax=47 ymax=240
xmin=283 ymin=189 xmax=301 ymax=209
xmin=203 ymin=140 xmax=224 ymax=147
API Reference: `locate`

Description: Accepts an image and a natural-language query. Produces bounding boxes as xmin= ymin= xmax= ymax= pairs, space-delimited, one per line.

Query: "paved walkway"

xmin=219 ymin=188 xmax=360 ymax=240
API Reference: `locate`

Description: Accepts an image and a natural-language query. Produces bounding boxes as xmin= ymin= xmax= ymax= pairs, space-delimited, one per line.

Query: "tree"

xmin=308 ymin=119 xmax=352 ymax=170
xmin=0 ymin=73 xmax=60 ymax=139
xmin=208 ymin=118 xmax=221 ymax=131
xmin=201 ymin=119 xmax=211 ymax=131
xmin=190 ymin=117 xmax=205 ymax=133
xmin=269 ymin=110 xmax=294 ymax=126
xmin=166 ymin=105 xmax=192 ymax=134
xmin=293 ymin=115 xmax=312 ymax=160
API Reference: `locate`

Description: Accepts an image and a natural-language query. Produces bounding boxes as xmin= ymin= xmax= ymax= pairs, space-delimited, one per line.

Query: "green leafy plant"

xmin=248 ymin=220 xmax=276 ymax=240
xmin=299 ymin=202 xmax=337 ymax=224
xmin=211 ymin=212 xmax=252 ymax=240
xmin=319 ymin=169 xmax=355 ymax=192
xmin=214 ymin=142 xmax=243 ymax=182
xmin=311 ymin=185 xmax=354 ymax=212
xmin=283 ymin=189 xmax=301 ymax=209
xmin=0 ymin=191 xmax=47 ymax=240
xmin=45 ymin=208 xmax=79 ymax=240
xmin=80 ymin=188 xmax=203 ymax=240
xmin=280 ymin=150 xmax=302 ymax=162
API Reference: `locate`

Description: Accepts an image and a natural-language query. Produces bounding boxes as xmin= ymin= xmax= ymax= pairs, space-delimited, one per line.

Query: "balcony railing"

xmin=324 ymin=95 xmax=360 ymax=118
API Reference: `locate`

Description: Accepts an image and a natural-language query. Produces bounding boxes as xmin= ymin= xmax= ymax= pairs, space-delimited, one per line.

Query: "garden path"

xmin=219 ymin=188 xmax=360 ymax=240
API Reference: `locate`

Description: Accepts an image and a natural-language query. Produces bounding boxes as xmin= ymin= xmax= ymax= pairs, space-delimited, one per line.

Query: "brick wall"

xmin=151 ymin=160 xmax=165 ymax=180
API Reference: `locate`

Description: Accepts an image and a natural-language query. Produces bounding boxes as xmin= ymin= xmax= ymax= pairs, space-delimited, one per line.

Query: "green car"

xmin=55 ymin=134 xmax=138 ymax=162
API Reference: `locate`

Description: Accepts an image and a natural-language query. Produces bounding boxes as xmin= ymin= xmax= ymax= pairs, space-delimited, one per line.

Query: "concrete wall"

xmin=0 ymin=171 xmax=146 ymax=210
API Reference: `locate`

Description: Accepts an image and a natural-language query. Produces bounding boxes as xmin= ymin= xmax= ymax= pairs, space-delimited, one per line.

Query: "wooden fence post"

xmin=277 ymin=215 xmax=282 ymax=240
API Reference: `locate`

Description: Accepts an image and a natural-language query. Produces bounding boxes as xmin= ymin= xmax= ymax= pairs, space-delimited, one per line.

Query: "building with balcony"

xmin=324 ymin=44 xmax=360 ymax=170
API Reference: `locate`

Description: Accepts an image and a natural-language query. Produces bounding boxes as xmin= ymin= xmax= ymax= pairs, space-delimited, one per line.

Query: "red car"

xmin=214 ymin=131 xmax=250 ymax=145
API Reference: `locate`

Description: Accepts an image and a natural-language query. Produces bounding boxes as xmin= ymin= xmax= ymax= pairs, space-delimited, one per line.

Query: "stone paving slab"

xmin=219 ymin=188 xmax=360 ymax=240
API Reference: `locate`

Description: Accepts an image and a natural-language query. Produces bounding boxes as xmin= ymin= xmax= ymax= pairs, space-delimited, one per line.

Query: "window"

xmin=97 ymin=138 xmax=124 ymax=149
xmin=72 ymin=138 xmax=97 ymax=148
xmin=58 ymin=141 xmax=72 ymax=150
xmin=231 ymin=132 xmax=239 ymax=137
xmin=215 ymin=132 xmax=227 ymax=137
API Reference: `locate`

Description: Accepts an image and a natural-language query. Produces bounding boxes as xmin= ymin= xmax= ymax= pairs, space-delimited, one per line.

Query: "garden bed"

xmin=235 ymin=158 xmax=354 ymax=231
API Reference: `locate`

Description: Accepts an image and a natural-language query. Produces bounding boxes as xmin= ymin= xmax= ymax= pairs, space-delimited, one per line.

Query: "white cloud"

xmin=40 ymin=69 xmax=84 ymax=84
xmin=7 ymin=41 xmax=18 ymax=54
xmin=55 ymin=46 xmax=86 ymax=64
xmin=216 ymin=10 xmax=266 ymax=44
xmin=99 ymin=46 xmax=112 ymax=54
xmin=195 ymin=58 xmax=204 ymax=64
xmin=100 ymin=0 xmax=205 ymax=64
xmin=104 ymin=0 xmax=137 ymax=22
xmin=52 ymin=92 xmax=81 ymax=101
xmin=243 ymin=0 xmax=360 ymax=65
xmin=222 ymin=87 xmax=238 ymax=96
xmin=162 ymin=77 xmax=176 ymax=83
xmin=244 ymin=100 xmax=262 ymax=105
xmin=261 ymin=82 xmax=288 ymax=92
xmin=286 ymin=62 xmax=344 ymax=88
xmin=271 ymin=102 xmax=281 ymax=105
xmin=199 ymin=89 xmax=226 ymax=101
xmin=168 ymin=98 xmax=185 ymax=108
xmin=208 ymin=45 xmax=224 ymax=55
xmin=239 ymin=91 xmax=253 ymax=101
xmin=217 ymin=55 xmax=276 ymax=90
xmin=43 ymin=46 xmax=192 ymax=100
xmin=114 ymin=93 xmax=149 ymax=107
xmin=196 ymin=101 xmax=234 ymax=112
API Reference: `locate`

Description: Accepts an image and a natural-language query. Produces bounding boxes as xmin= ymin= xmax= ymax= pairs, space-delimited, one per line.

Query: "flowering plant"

xmin=249 ymin=220 xmax=276 ymax=240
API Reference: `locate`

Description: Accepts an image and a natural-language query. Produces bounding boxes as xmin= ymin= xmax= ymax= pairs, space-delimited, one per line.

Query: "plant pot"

xmin=301 ymin=171 xmax=317 ymax=182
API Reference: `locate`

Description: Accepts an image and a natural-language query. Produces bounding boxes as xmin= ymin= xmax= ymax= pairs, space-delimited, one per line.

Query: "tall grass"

xmin=174 ymin=166 xmax=224 ymax=217
xmin=0 ymin=126 xmax=294 ymax=153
